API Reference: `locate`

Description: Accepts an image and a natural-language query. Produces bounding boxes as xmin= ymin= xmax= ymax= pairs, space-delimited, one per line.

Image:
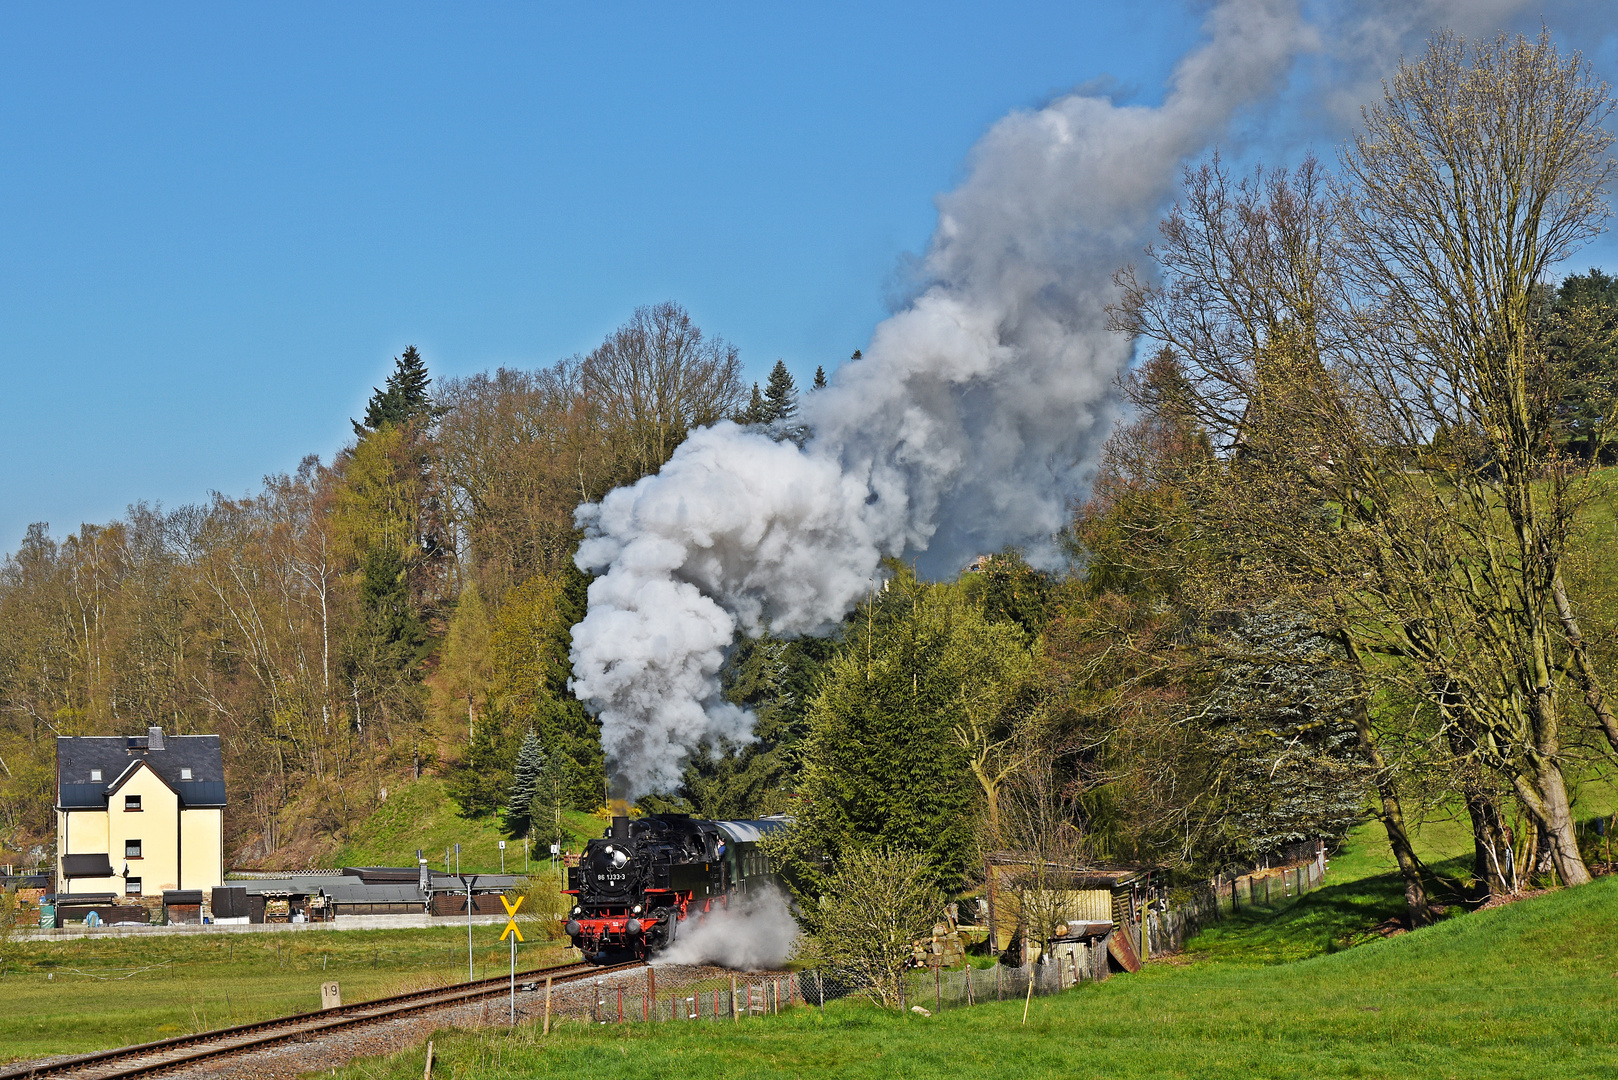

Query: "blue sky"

xmin=1 ymin=2 xmax=1614 ymax=551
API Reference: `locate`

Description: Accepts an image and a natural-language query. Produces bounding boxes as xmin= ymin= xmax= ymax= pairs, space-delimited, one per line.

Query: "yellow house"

xmin=56 ymin=727 xmax=225 ymax=900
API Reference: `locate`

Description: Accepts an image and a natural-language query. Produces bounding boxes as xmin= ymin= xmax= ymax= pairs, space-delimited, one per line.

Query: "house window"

xmin=180 ymin=768 xmax=192 ymax=780
xmin=125 ymin=795 xmax=142 ymax=812
xmin=90 ymin=769 xmax=102 ymax=782
xmin=126 ymin=878 xmax=142 ymax=897
xmin=125 ymin=839 xmax=142 ymax=859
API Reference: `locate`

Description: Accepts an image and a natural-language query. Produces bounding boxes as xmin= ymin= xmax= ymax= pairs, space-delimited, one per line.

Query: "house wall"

xmin=58 ymin=808 xmax=118 ymax=895
xmin=107 ymin=768 xmax=182 ymax=895
xmin=181 ymin=808 xmax=224 ymax=890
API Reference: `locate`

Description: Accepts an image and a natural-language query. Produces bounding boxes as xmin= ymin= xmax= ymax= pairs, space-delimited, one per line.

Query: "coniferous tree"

xmin=764 ymin=359 xmax=798 ymax=422
xmin=354 ymin=346 xmax=442 ymax=435
xmin=506 ymin=729 xmax=546 ymax=835
xmin=812 ymin=365 xmax=827 ymax=390
xmin=740 ymin=382 xmax=768 ymax=425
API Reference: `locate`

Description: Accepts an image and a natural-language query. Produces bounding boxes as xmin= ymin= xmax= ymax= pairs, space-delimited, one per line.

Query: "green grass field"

xmin=315 ymin=819 xmax=1618 ymax=1080
xmin=326 ymin=776 xmax=607 ymax=874
xmin=0 ymin=927 xmax=580 ymax=1063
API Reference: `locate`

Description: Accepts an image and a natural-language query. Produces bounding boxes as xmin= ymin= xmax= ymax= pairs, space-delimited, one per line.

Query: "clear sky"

xmin=2 ymin=2 xmax=1614 ymax=551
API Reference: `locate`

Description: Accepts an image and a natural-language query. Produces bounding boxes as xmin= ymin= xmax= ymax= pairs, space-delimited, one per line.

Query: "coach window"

xmin=125 ymin=795 xmax=142 ymax=812
xmin=126 ymin=839 xmax=142 ymax=859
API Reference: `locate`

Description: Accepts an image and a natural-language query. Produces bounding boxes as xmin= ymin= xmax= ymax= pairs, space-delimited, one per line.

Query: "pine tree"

xmin=740 ymin=382 xmax=768 ymax=425
xmin=812 ymin=365 xmax=827 ymax=390
xmin=850 ymin=349 xmax=862 ymax=361
xmin=354 ymin=346 xmax=441 ymax=435
xmin=764 ymin=359 xmax=798 ymax=422
xmin=506 ymin=729 xmax=547 ymax=836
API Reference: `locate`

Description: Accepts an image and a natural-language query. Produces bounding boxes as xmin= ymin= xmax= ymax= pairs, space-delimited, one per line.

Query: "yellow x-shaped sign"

xmin=500 ymin=894 xmax=525 ymax=942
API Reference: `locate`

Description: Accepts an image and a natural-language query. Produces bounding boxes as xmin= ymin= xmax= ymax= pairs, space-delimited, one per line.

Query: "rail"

xmin=0 ymin=958 xmax=643 ymax=1080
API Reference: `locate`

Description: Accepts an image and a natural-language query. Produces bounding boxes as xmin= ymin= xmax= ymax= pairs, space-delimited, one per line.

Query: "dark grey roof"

xmin=57 ymin=732 xmax=225 ymax=809
xmin=236 ymin=870 xmax=523 ymax=902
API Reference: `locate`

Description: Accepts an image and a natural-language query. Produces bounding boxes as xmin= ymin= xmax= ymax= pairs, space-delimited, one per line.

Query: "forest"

xmin=3 ymin=32 xmax=1618 ymax=929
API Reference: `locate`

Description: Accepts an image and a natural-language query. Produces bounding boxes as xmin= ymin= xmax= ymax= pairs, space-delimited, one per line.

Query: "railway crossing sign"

xmin=501 ymin=895 xmax=526 ymax=1026
xmin=500 ymin=894 xmax=525 ymax=942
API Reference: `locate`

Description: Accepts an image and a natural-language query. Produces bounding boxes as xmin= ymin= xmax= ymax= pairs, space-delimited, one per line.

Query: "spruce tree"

xmin=506 ymin=729 xmax=547 ymax=836
xmin=764 ymin=359 xmax=798 ymax=422
xmin=740 ymin=382 xmax=768 ymax=425
xmin=812 ymin=365 xmax=827 ymax=390
xmin=354 ymin=346 xmax=441 ymax=434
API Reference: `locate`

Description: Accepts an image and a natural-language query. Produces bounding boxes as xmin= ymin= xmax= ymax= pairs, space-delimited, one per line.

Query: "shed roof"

xmin=57 ymin=732 xmax=225 ymax=809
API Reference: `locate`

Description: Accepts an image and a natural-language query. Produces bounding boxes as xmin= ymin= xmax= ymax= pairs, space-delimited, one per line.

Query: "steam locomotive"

xmin=563 ymin=813 xmax=789 ymax=962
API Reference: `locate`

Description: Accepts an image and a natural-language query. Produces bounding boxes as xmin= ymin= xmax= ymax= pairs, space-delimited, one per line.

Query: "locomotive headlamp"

xmin=632 ymin=904 xmax=642 ymax=914
xmin=571 ymin=906 xmax=581 ymax=916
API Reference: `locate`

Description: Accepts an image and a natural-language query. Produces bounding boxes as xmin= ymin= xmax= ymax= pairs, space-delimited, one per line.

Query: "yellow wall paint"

xmin=181 ymin=808 xmax=224 ymax=890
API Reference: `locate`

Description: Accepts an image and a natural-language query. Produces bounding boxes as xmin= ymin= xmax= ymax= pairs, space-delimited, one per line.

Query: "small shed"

xmin=163 ymin=889 xmax=204 ymax=924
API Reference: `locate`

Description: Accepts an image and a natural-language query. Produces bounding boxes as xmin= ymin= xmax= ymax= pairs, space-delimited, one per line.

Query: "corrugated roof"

xmin=56 ymin=733 xmax=225 ymax=809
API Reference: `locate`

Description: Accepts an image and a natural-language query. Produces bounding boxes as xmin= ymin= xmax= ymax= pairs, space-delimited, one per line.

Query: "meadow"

xmin=319 ymin=819 xmax=1618 ymax=1080
xmin=0 ymin=926 xmax=579 ymax=1063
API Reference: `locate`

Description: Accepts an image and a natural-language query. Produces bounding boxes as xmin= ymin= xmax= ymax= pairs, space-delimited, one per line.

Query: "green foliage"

xmin=764 ymin=359 xmax=798 ymax=422
xmin=506 ymin=729 xmax=547 ymax=836
xmin=793 ymin=570 xmax=1029 ymax=893
xmin=1543 ymin=268 xmax=1618 ymax=460
xmin=684 ymin=633 xmax=840 ymax=819
xmin=739 ymin=382 xmax=768 ymax=424
xmin=802 ymin=847 xmax=943 ymax=1009
xmin=355 ymin=546 xmax=429 ymax=665
xmin=1198 ymin=613 xmax=1370 ymax=864
xmin=487 ymin=570 xmax=603 ymax=811
xmin=354 ymin=345 xmax=442 ymax=435
xmin=958 ymin=550 xmax=1054 ymax=642
xmin=445 ymin=709 xmax=514 ymax=819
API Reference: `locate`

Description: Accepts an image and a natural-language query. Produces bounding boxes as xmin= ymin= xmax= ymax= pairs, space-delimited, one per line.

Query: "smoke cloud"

xmin=570 ymin=0 xmax=1560 ymax=799
xmin=653 ymin=887 xmax=801 ymax=971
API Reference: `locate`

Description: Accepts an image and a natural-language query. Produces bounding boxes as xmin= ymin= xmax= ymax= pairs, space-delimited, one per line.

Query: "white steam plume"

xmin=571 ymin=0 xmax=1317 ymax=800
xmin=653 ymin=887 xmax=800 ymax=971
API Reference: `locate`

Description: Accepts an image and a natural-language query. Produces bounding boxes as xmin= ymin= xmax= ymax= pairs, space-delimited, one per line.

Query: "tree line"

xmin=0 ymin=302 xmax=821 ymax=867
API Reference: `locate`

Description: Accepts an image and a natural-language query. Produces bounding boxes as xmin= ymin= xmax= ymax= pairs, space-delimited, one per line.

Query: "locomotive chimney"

xmin=610 ymin=797 xmax=629 ymax=840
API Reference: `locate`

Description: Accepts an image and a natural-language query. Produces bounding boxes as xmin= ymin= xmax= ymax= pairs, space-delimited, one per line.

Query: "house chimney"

xmin=147 ymin=726 xmax=165 ymax=751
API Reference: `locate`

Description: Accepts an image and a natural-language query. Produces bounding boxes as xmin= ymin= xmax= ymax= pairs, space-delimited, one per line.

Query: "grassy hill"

xmin=323 ymin=820 xmax=1618 ymax=1080
xmin=324 ymin=776 xmax=608 ymax=874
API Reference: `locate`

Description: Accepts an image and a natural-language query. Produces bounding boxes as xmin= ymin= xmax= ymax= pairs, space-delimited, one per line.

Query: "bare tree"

xmin=580 ymin=301 xmax=745 ymax=480
xmin=1111 ymin=31 xmax=1617 ymax=894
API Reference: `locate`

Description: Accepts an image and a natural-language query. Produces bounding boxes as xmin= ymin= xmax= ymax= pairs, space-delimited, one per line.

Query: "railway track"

xmin=1 ymin=959 xmax=644 ymax=1080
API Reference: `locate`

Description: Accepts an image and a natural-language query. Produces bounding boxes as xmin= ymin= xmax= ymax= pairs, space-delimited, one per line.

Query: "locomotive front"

xmin=563 ymin=813 xmax=721 ymax=961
